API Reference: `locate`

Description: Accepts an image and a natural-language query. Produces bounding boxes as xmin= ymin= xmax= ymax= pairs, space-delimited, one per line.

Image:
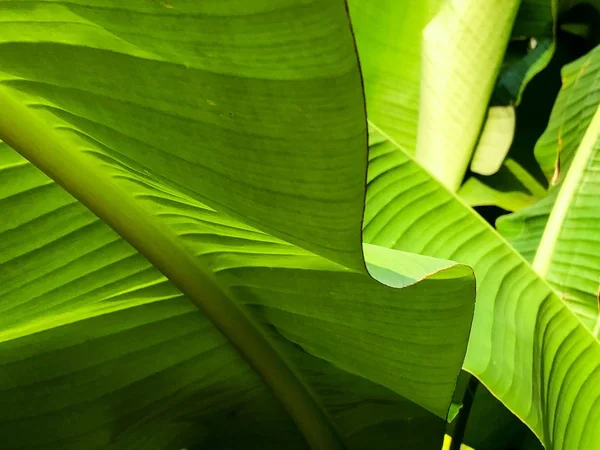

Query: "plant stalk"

xmin=450 ymin=375 xmax=479 ymax=450
xmin=0 ymin=85 xmax=345 ymax=450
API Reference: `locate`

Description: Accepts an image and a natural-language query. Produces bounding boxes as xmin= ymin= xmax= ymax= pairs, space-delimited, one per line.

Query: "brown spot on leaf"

xmin=581 ymin=59 xmax=591 ymax=75
xmin=551 ymin=135 xmax=564 ymax=185
xmin=551 ymin=158 xmax=560 ymax=185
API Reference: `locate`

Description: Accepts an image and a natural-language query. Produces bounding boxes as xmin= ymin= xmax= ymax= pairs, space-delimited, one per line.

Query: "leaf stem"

xmin=450 ymin=375 xmax=479 ymax=450
xmin=0 ymin=86 xmax=345 ymax=450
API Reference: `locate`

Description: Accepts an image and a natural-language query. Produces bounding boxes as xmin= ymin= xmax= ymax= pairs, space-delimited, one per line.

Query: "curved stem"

xmin=0 ymin=86 xmax=345 ymax=450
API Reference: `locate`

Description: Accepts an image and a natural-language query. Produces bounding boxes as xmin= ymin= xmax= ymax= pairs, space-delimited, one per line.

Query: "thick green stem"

xmin=0 ymin=86 xmax=345 ymax=450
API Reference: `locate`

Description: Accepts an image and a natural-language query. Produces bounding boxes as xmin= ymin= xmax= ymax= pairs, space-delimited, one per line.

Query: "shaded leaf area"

xmin=559 ymin=1 xmax=600 ymax=46
xmin=498 ymin=44 xmax=600 ymax=332
xmin=364 ymin=126 xmax=600 ymax=450
xmin=459 ymin=386 xmax=543 ymax=450
xmin=0 ymin=136 xmax=475 ymax=449
xmin=504 ymin=1 xmax=599 ymax=182
xmin=346 ymin=0 xmax=443 ymax=157
xmin=492 ymin=0 xmax=557 ymax=106
xmin=504 ymin=32 xmax=586 ymax=187
xmin=495 ymin=37 xmax=555 ymax=105
xmin=514 ymin=0 xmax=556 ymax=38
xmin=470 ymin=106 xmax=516 ymax=177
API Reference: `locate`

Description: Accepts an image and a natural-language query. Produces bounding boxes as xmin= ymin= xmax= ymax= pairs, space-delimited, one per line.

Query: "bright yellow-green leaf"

xmin=499 ymin=44 xmax=600 ymax=332
xmin=470 ymin=106 xmax=516 ymax=176
xmin=415 ymin=0 xmax=520 ymax=191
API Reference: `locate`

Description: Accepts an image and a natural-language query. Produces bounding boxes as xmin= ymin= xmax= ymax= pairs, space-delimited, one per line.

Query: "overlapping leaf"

xmin=415 ymin=0 xmax=520 ymax=191
xmin=349 ymin=0 xmax=547 ymax=192
xmin=345 ymin=0 xmax=443 ymax=156
xmin=0 ymin=0 xmax=368 ymax=270
xmin=0 ymin=138 xmax=475 ymax=449
xmin=0 ymin=1 xmax=475 ymax=449
xmin=352 ymin=2 xmax=600 ymax=449
xmin=364 ymin=123 xmax=600 ymax=450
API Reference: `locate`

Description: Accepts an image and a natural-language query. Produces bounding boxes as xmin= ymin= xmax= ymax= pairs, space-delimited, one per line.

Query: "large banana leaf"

xmin=364 ymin=123 xmax=600 ymax=450
xmin=354 ymin=2 xmax=600 ymax=448
xmin=0 ymin=0 xmax=369 ymax=271
xmin=498 ymin=44 xmax=600 ymax=333
xmin=0 ymin=1 xmax=476 ymax=449
xmin=0 ymin=138 xmax=474 ymax=450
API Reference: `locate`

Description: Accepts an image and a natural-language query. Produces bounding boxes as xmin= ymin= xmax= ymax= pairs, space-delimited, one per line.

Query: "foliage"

xmin=0 ymin=1 xmax=598 ymax=449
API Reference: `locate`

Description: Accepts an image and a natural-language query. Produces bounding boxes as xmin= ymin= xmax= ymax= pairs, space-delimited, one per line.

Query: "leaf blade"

xmin=364 ymin=121 xmax=600 ymax=450
xmin=0 ymin=2 xmax=477 ymax=447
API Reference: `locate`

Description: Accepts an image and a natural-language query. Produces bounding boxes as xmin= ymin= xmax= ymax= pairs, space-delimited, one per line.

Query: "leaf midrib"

xmin=0 ymin=85 xmax=345 ymax=450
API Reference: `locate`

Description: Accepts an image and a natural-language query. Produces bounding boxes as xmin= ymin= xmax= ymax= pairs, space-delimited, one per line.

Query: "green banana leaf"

xmin=364 ymin=123 xmax=600 ymax=450
xmin=498 ymin=44 xmax=600 ymax=333
xmin=1 ymin=0 xmax=370 ymax=272
xmin=0 ymin=136 xmax=474 ymax=450
xmin=0 ymin=1 xmax=476 ymax=449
